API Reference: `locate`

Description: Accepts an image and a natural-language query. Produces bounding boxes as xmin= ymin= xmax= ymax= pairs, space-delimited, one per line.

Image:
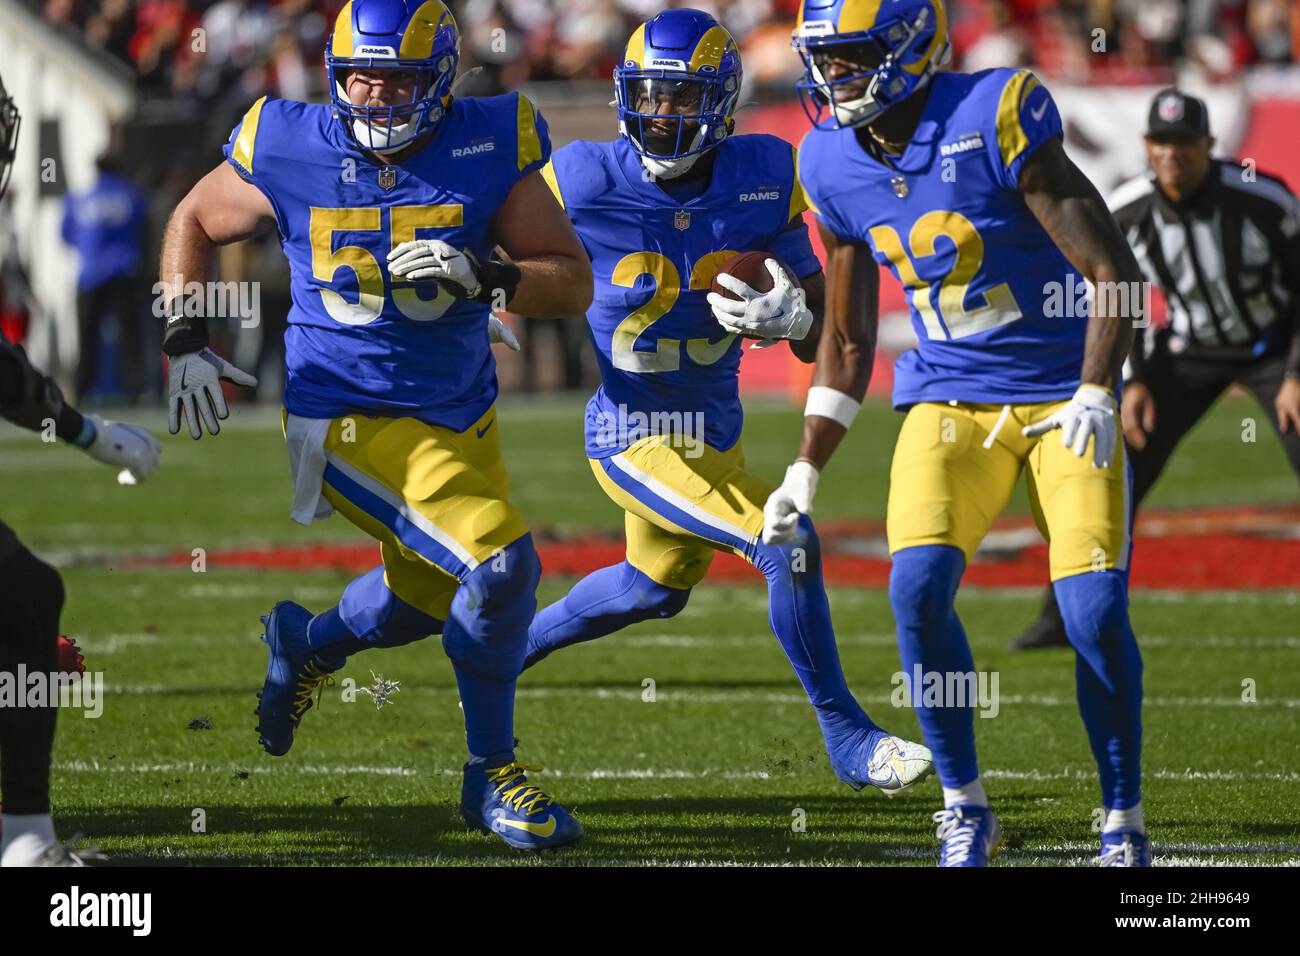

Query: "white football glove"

xmin=1021 ymin=383 xmax=1118 ymax=468
xmin=762 ymin=460 xmax=820 ymax=545
xmin=168 ymin=348 xmax=258 ymax=440
xmin=82 ymin=415 xmax=161 ymax=485
xmin=488 ymin=315 xmax=520 ymax=351
xmin=387 ymin=239 xmax=483 ymax=299
xmin=706 ymin=259 xmax=813 ymax=343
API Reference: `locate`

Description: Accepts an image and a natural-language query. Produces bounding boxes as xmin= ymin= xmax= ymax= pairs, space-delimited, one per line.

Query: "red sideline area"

xmin=134 ymin=505 xmax=1300 ymax=591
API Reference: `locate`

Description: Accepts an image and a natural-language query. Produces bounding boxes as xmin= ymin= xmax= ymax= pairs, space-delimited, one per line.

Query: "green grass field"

xmin=1 ymin=394 xmax=1297 ymax=866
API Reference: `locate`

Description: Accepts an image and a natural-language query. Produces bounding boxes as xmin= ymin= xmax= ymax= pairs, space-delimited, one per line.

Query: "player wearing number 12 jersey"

xmin=524 ymin=8 xmax=934 ymax=797
xmin=770 ymin=0 xmax=1150 ymax=864
xmin=156 ymin=0 xmax=593 ymax=850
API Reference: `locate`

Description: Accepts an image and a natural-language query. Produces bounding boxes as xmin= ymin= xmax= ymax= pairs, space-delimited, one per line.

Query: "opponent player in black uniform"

xmin=0 ymin=70 xmax=160 ymax=866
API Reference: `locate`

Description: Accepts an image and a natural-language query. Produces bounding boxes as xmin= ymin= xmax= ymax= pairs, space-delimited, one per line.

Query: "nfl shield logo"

xmin=891 ymin=175 xmax=909 ymax=198
xmin=674 ymin=210 xmax=691 ymax=231
xmin=1158 ymin=95 xmax=1184 ymax=123
xmin=378 ymin=167 xmax=398 ymax=190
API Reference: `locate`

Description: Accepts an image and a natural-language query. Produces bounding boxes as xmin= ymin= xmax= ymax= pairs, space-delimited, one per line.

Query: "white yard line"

xmin=87 ymin=633 xmax=162 ymax=654
xmin=52 ymin=761 xmax=1300 ymax=784
xmin=623 ymin=632 xmax=1300 ymax=649
xmin=98 ymin=682 xmax=1300 ymax=708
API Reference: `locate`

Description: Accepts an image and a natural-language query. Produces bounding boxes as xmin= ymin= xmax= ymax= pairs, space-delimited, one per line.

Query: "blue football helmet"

xmin=326 ymin=0 xmax=460 ymax=153
xmin=792 ymin=0 xmax=951 ymax=130
xmin=614 ymin=8 xmax=743 ymax=179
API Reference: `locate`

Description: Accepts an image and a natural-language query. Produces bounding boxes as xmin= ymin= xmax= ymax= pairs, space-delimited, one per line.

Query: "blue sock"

xmin=1055 ymin=570 xmax=1143 ymax=810
xmin=525 ymin=561 xmax=690 ymax=669
xmin=306 ymin=566 xmax=443 ymax=666
xmin=442 ymin=536 xmax=541 ymax=757
xmin=889 ymin=545 xmax=977 ymax=788
xmin=751 ymin=516 xmax=881 ymax=750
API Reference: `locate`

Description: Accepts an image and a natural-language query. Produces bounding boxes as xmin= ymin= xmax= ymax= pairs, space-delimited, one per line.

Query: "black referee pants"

xmin=1025 ymin=348 xmax=1300 ymax=640
xmin=1126 ymin=348 xmax=1300 ymax=501
xmin=75 ymin=274 xmax=144 ymax=404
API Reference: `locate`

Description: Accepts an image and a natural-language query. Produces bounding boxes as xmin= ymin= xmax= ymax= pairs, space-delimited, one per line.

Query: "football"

xmin=3 ymin=0 xmax=1297 ymax=887
xmin=710 ymin=251 xmax=799 ymax=301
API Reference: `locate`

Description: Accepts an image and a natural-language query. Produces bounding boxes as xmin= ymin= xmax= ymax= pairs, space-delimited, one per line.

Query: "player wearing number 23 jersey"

xmin=553 ymin=133 xmax=817 ymax=458
xmin=525 ymin=8 xmax=935 ymax=799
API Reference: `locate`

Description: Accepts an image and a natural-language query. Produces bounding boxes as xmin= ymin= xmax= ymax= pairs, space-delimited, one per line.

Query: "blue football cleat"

xmin=461 ymin=755 xmax=584 ymax=851
xmin=829 ymin=730 xmax=935 ymax=796
xmin=933 ymin=804 xmax=1002 ymax=866
xmin=1098 ymin=829 xmax=1151 ymax=867
xmin=255 ymin=601 xmax=339 ymax=757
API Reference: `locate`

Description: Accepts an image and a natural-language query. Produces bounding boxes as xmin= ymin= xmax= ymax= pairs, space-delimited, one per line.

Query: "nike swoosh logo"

xmin=498 ymin=815 xmax=556 ymax=837
xmin=1030 ymin=99 xmax=1048 ymax=122
xmin=179 ymin=365 xmax=188 ymax=390
xmin=476 ymin=419 xmax=495 ymax=439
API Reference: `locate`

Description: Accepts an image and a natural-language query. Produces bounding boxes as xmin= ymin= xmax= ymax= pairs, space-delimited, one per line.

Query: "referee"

xmin=0 ymin=71 xmax=160 ymax=865
xmin=1013 ymin=88 xmax=1300 ymax=650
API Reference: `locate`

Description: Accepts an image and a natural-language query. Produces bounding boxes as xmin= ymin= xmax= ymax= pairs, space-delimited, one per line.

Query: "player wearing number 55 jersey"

xmin=524 ymin=8 xmax=934 ymax=798
xmin=156 ymin=0 xmax=592 ymax=850
xmin=773 ymin=0 xmax=1150 ymax=864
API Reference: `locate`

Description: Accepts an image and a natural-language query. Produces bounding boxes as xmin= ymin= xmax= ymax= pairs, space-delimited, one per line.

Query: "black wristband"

xmin=472 ymin=259 xmax=522 ymax=307
xmin=161 ymin=297 xmax=209 ymax=357
xmin=55 ymin=402 xmax=87 ymax=445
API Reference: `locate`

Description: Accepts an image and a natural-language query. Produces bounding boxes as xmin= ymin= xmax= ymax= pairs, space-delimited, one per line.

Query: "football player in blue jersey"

xmin=770 ymin=0 xmax=1150 ymax=865
xmin=524 ymin=8 xmax=934 ymax=797
xmin=155 ymin=0 xmax=592 ymax=850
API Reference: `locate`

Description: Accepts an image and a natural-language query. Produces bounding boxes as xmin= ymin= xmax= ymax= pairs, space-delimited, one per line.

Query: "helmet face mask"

xmin=330 ymin=59 xmax=449 ymax=152
xmin=0 ymin=74 xmax=19 ymax=201
xmin=614 ymin=10 xmax=742 ymax=179
xmin=793 ymin=0 xmax=950 ymax=131
xmin=618 ymin=75 xmax=726 ymax=162
xmin=326 ymin=0 xmax=460 ymax=154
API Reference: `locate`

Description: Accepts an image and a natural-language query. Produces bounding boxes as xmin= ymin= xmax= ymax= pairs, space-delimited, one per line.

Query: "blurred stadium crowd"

xmin=31 ymin=0 xmax=1300 ymax=100
xmin=5 ymin=0 xmax=1297 ymax=404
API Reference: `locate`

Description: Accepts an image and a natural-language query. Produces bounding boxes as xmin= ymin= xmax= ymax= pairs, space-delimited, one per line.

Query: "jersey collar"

xmin=614 ymin=136 xmax=734 ymax=208
xmin=846 ymin=76 xmax=949 ymax=176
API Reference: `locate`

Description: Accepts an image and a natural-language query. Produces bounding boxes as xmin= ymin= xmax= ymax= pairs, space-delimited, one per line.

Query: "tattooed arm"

xmin=1019 ymin=137 xmax=1143 ymax=386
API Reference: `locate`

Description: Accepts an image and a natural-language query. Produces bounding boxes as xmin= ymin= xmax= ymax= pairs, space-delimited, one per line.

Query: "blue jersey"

xmin=544 ymin=135 xmax=821 ymax=458
xmin=61 ymin=172 xmax=148 ymax=291
xmin=798 ymin=69 xmax=1087 ymax=408
xmin=223 ymin=92 xmax=550 ymax=430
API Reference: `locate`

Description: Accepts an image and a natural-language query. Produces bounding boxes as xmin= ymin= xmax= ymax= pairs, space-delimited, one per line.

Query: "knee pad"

xmin=752 ymin=514 xmax=822 ymax=581
xmin=1055 ymin=570 xmax=1140 ymax=689
xmin=0 ymin=547 xmax=64 ymax=653
xmin=889 ymin=545 xmax=964 ymax=630
xmin=442 ymin=535 xmax=542 ymax=679
xmin=621 ymin=563 xmax=691 ymax=620
xmin=339 ymin=567 xmax=442 ymax=649
xmin=1055 ymin=571 xmax=1130 ymax=643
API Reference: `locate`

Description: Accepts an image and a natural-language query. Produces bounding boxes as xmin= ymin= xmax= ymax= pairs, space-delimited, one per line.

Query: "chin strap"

xmin=354 ymin=119 xmax=418 ymax=154
xmin=641 ymin=151 xmax=704 ymax=180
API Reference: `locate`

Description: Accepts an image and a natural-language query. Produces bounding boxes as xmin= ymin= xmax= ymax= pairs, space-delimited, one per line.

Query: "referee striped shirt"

xmin=1108 ymin=159 xmax=1300 ymax=375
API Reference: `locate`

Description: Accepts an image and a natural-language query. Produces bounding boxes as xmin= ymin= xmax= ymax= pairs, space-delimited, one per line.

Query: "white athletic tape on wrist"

xmin=804 ymin=386 xmax=862 ymax=430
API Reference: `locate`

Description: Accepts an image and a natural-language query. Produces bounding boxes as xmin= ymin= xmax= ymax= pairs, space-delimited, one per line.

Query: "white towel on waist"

xmin=284 ymin=414 xmax=335 ymax=526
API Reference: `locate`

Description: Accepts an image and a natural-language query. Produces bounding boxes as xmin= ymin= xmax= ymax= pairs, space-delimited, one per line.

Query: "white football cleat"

xmin=1 ymin=816 xmax=104 ymax=867
xmin=866 ymin=735 xmax=935 ymax=796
